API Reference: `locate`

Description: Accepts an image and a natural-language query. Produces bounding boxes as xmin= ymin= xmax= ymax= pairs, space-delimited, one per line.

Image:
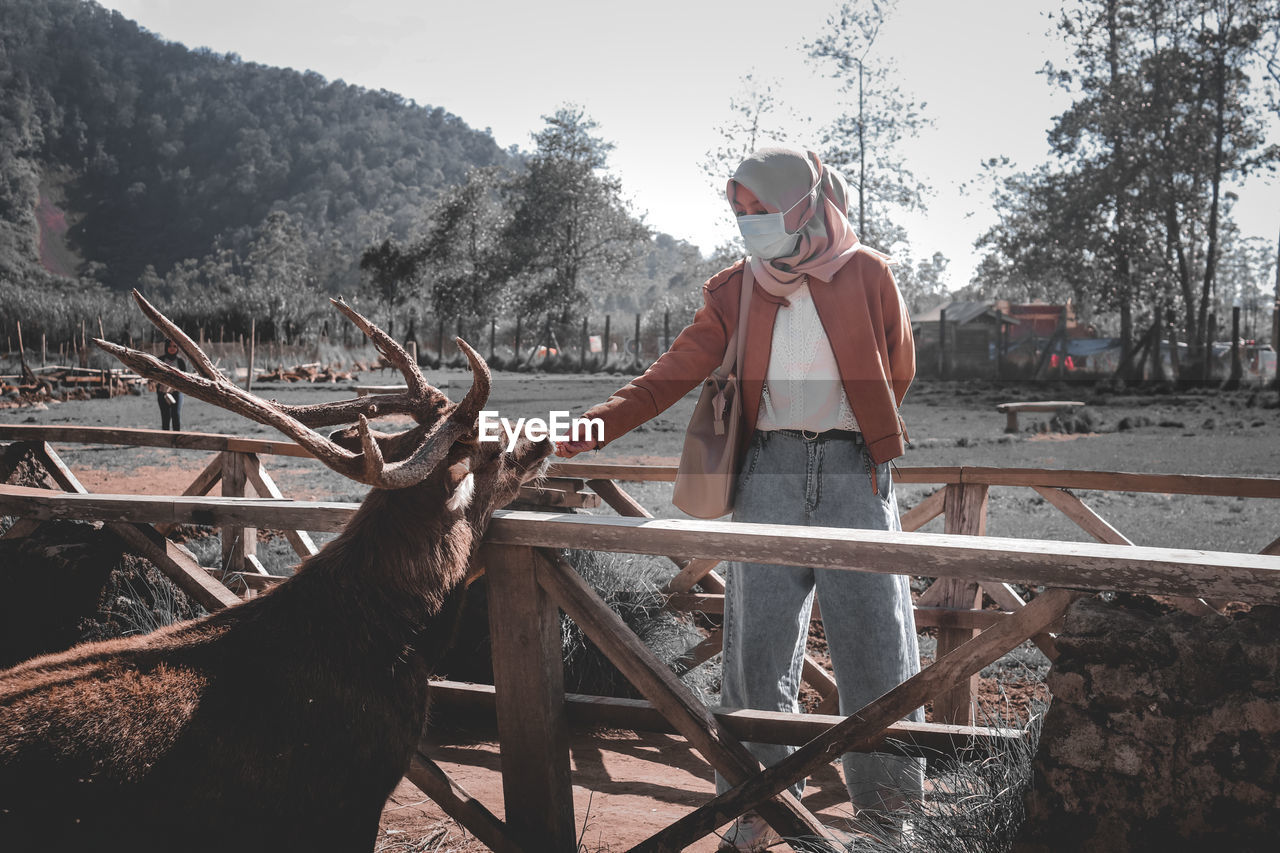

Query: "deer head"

xmin=95 ymin=290 xmax=551 ymax=516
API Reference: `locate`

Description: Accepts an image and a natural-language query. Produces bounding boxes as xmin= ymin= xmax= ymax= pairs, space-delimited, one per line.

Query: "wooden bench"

xmin=997 ymin=400 xmax=1085 ymax=433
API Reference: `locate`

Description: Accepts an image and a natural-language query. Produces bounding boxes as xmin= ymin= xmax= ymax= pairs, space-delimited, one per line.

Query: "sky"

xmin=96 ymin=0 xmax=1278 ymax=291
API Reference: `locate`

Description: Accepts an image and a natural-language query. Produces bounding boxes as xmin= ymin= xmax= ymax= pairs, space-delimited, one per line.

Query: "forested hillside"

xmin=0 ymin=0 xmax=509 ymax=291
xmin=0 ymin=0 xmax=713 ymax=352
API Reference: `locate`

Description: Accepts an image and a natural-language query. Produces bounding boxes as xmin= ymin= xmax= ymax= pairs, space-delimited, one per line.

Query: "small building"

xmin=913 ymin=301 xmax=1019 ymax=377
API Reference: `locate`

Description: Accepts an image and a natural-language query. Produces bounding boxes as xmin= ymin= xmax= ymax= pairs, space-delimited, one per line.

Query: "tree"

xmin=246 ymin=210 xmax=313 ymax=342
xmin=495 ymin=106 xmax=649 ymax=321
xmin=891 ymin=250 xmax=952 ymax=314
xmin=359 ymin=235 xmax=418 ymax=336
xmin=806 ymin=0 xmax=932 ymax=251
xmin=979 ymin=0 xmax=1280 ymax=376
xmin=416 ymin=166 xmax=506 ymax=323
xmin=701 ymin=73 xmax=810 ymax=240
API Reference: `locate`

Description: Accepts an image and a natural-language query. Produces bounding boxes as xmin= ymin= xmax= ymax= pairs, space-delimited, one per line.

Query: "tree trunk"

xmin=1196 ymin=26 xmax=1230 ymax=366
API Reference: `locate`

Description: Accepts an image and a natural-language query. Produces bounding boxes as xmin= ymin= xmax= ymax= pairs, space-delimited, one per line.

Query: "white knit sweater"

xmin=756 ymin=280 xmax=860 ymax=433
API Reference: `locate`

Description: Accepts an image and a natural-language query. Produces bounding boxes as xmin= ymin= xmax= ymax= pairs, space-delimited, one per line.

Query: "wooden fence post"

xmin=220 ymin=451 xmax=258 ymax=575
xmin=603 ymin=314 xmax=611 ymax=365
xmin=634 ymin=313 xmax=641 ymax=364
xmin=1203 ymin=311 xmax=1216 ymax=381
xmin=933 ymin=482 xmax=990 ymax=725
xmin=489 ymin=318 xmax=496 ymax=361
xmin=1228 ymin=305 xmax=1243 ymax=387
xmin=480 ymin=544 xmax=575 ymax=851
xmin=579 ymin=316 xmax=588 ymax=370
xmin=513 ymin=315 xmax=522 ymax=363
xmin=245 ymin=319 xmax=255 ymax=392
xmin=938 ymin=309 xmax=947 ymax=379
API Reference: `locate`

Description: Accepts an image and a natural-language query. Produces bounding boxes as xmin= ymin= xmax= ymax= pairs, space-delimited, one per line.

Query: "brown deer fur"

xmin=0 ymin=295 xmax=552 ymax=851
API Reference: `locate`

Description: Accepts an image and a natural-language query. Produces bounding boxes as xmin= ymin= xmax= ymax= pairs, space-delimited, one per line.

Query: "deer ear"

xmin=444 ymin=458 xmax=475 ymax=511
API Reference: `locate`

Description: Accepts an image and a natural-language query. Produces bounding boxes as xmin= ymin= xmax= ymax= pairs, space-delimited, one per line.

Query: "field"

xmin=3 ymin=372 xmax=1278 ymax=849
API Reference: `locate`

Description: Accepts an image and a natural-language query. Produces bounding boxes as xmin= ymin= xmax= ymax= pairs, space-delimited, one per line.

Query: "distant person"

xmin=156 ymin=339 xmax=186 ymax=431
xmin=556 ymin=146 xmax=920 ymax=849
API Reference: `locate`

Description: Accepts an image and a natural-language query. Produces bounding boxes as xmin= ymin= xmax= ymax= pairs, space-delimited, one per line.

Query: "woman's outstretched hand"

xmin=554 ymin=439 xmax=599 ymax=458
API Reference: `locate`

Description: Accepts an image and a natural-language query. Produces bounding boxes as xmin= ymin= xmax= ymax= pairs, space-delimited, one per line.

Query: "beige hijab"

xmin=727 ymin=146 xmax=876 ymax=297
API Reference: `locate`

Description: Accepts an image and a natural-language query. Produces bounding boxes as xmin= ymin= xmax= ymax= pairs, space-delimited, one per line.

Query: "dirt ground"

xmin=3 ymin=372 xmax=1278 ymax=849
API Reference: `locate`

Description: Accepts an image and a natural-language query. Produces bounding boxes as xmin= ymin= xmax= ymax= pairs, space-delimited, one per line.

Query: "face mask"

xmin=734 ymin=176 xmax=820 ymax=260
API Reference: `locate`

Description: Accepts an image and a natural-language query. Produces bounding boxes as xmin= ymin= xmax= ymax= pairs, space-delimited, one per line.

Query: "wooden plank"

xmin=584 ymin=477 xmax=724 ymax=596
xmin=426 ymin=680 xmax=1024 ymax=756
xmin=0 ymin=485 xmax=357 ymax=531
xmin=664 ymin=557 xmax=723 ymax=595
xmin=665 ymin=594 xmax=1032 ymax=631
xmin=5 ymin=424 xmax=1276 ymax=498
xmin=670 ymin=630 xmax=723 ymax=678
xmin=352 ymin=384 xmax=410 ymax=395
xmin=32 ymin=442 xmax=88 ymax=494
xmin=935 ymin=484 xmax=989 ymax=725
xmin=180 ymin=453 xmax=225 ymax=497
xmin=3 ymin=486 xmax=1278 ymax=605
xmin=480 ymin=544 xmax=575 ymax=850
xmin=242 ymin=453 xmax=319 ymax=559
xmin=893 ymin=466 xmax=965 ymax=484
xmin=901 ymin=487 xmax=946 ymax=532
xmin=979 ymin=582 xmax=1060 ymax=661
xmin=221 ymin=452 xmax=255 ymax=574
xmin=211 ymin=569 xmax=285 ymax=591
xmin=809 ymin=656 xmax=841 ymax=716
xmin=106 ymin=522 xmax=241 ymax=611
xmin=549 ymin=460 xmax=678 ymax=482
xmin=996 ymin=401 xmax=1085 ymax=412
xmin=533 ymin=548 xmax=835 ymax=845
xmin=0 ymin=425 xmax=313 ymax=458
xmin=957 ymin=466 xmax=1280 ymax=498
xmin=1031 ymin=485 xmax=1134 ymax=546
xmin=405 ymin=750 xmax=523 ymax=853
xmin=517 ymin=484 xmax=601 ymax=509
xmin=1032 ymin=485 xmax=1217 ymax=616
xmin=633 ymin=587 xmax=1084 ymax=852
xmin=484 ymin=511 xmax=1280 ymax=606
xmin=1260 ymin=535 xmax=1280 ymax=557
xmin=586 ymin=477 xmax=653 ymax=517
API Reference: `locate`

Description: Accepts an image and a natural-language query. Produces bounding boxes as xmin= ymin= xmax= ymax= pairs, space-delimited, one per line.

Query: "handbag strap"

xmin=715 ymin=261 xmax=754 ymax=378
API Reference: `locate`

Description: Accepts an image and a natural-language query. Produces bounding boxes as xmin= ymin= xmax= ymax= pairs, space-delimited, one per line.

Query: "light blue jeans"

xmin=715 ymin=429 xmax=925 ymax=812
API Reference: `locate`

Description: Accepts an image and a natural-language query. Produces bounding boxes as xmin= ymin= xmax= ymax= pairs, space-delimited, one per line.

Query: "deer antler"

xmin=95 ymin=291 xmax=490 ymax=490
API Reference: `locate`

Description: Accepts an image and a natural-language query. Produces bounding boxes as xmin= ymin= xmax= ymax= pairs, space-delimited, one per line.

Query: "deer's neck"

xmin=291 ymin=484 xmax=477 ymax=656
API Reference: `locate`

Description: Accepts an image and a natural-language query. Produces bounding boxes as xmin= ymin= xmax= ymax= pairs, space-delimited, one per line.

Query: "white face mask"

xmin=734 ymin=177 xmax=820 ymax=260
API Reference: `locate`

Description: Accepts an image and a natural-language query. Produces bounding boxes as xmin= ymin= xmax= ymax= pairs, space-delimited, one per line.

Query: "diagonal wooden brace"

xmin=406 ymin=748 xmax=524 ymax=853
xmin=630 ymin=587 xmax=1086 ymax=852
xmin=534 ymin=549 xmax=836 ymax=847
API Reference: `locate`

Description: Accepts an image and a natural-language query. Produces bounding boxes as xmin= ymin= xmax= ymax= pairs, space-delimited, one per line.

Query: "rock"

xmin=1117 ymin=415 xmax=1153 ymax=431
xmin=1014 ymin=597 xmax=1280 ymax=852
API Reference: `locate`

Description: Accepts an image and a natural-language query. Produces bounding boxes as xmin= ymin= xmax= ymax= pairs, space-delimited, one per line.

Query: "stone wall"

xmin=1014 ymin=596 xmax=1280 ymax=852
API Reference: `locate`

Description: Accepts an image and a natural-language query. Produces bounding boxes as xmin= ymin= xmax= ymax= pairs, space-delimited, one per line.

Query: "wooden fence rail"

xmin=3 ymin=425 xmax=1280 ymax=851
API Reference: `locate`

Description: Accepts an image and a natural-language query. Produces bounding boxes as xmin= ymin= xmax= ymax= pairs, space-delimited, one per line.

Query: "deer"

xmin=0 ymin=291 xmax=553 ymax=852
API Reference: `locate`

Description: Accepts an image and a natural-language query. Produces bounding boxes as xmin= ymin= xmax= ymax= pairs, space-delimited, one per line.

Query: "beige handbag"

xmin=672 ymin=263 xmax=754 ymax=519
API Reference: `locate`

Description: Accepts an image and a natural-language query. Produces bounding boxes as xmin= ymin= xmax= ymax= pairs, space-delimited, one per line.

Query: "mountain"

xmin=0 ymin=0 xmax=511 ymax=292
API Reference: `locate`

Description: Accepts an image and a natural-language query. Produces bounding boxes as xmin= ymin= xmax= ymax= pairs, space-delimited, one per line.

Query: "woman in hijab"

xmin=557 ymin=146 xmax=921 ymax=849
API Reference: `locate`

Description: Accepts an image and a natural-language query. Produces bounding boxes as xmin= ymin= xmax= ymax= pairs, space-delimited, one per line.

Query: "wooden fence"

xmin=2 ymin=424 xmax=1279 ymax=851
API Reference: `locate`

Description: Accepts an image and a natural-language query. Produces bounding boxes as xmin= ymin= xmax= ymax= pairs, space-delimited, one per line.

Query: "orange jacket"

xmin=585 ymin=253 xmax=915 ymax=464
